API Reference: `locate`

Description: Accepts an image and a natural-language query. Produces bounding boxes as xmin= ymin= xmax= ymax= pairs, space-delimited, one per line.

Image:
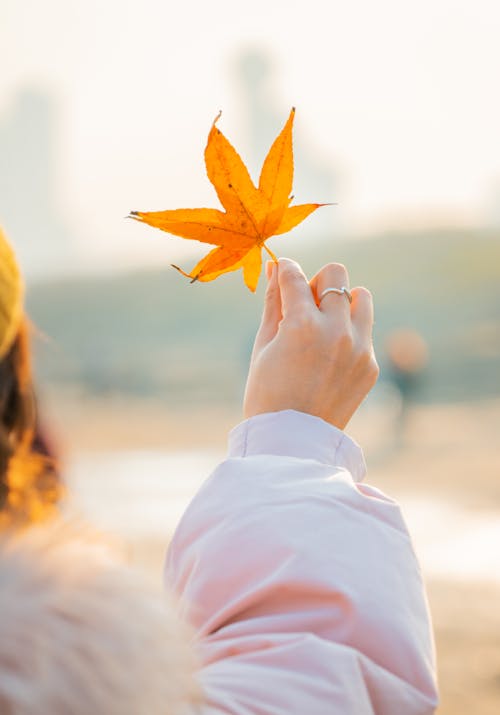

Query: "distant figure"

xmin=385 ymin=328 xmax=429 ymax=445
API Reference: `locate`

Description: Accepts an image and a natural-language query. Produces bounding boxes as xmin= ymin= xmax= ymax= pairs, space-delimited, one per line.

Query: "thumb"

xmin=254 ymin=261 xmax=281 ymax=350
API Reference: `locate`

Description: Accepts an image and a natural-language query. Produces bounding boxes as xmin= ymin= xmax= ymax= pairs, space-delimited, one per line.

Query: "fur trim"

xmin=0 ymin=520 xmax=201 ymax=714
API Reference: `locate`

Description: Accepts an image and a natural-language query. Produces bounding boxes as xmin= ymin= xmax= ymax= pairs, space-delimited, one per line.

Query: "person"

xmin=386 ymin=328 xmax=429 ymax=446
xmin=0 ymin=226 xmax=199 ymax=714
xmin=0 ymin=224 xmax=438 ymax=713
xmin=165 ymin=258 xmax=439 ymax=714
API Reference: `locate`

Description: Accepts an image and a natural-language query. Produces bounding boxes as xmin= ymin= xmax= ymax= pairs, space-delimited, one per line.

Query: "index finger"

xmin=277 ymin=258 xmax=316 ymax=318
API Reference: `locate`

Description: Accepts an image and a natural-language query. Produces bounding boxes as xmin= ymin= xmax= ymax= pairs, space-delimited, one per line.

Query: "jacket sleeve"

xmin=164 ymin=410 xmax=438 ymax=715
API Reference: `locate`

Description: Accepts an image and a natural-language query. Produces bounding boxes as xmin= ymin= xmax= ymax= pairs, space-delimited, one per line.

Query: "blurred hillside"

xmin=28 ymin=228 xmax=500 ymax=407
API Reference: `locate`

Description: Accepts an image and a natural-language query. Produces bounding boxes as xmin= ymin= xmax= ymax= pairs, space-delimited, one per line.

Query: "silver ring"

xmin=319 ymin=286 xmax=352 ymax=305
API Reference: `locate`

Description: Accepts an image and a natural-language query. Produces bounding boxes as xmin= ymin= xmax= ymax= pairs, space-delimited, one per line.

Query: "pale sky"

xmin=1 ymin=0 xmax=499 ymax=273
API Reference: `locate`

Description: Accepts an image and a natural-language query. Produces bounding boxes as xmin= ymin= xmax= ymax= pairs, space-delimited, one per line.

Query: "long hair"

xmin=0 ymin=319 xmax=61 ymax=526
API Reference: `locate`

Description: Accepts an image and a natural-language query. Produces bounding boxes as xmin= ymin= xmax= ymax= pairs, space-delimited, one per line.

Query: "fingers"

xmin=277 ymin=258 xmax=316 ymax=318
xmin=310 ymin=262 xmax=374 ymax=345
xmin=350 ymin=286 xmax=374 ymax=343
xmin=258 ymin=258 xmax=374 ymax=353
xmin=310 ymin=263 xmax=351 ymax=331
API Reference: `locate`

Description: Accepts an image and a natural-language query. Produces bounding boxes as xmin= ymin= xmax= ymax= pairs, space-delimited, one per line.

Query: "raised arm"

xmin=165 ymin=260 xmax=438 ymax=714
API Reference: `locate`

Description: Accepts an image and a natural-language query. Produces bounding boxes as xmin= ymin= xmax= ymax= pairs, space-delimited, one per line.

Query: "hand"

xmin=243 ymin=258 xmax=379 ymax=430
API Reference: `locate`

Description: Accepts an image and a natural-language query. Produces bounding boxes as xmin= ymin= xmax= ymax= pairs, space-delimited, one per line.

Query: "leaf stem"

xmin=263 ymin=243 xmax=278 ymax=263
xmin=171 ymin=264 xmax=193 ymax=279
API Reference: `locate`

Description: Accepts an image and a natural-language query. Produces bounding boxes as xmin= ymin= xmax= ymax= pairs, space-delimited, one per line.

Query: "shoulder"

xmin=0 ymin=519 xmax=200 ymax=715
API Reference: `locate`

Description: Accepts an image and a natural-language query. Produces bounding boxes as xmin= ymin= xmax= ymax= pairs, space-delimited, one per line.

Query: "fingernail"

xmin=277 ymin=257 xmax=297 ymax=271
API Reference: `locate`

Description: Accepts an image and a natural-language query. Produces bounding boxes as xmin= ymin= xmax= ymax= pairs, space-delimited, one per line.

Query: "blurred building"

xmin=234 ymin=48 xmax=339 ymax=239
xmin=0 ymin=88 xmax=74 ymax=278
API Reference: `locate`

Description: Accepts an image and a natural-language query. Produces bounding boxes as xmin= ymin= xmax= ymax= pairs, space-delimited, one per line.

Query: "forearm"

xmin=165 ymin=411 xmax=438 ymax=714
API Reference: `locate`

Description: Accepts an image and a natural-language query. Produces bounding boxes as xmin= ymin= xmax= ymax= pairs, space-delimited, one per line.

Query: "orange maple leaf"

xmin=129 ymin=108 xmax=326 ymax=291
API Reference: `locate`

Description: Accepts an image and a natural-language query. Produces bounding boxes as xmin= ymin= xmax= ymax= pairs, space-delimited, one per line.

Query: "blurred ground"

xmin=42 ymin=389 xmax=500 ymax=715
xmin=365 ymin=399 xmax=500 ymax=715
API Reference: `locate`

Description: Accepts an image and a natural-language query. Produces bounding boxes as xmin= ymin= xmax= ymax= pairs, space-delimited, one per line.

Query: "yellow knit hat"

xmin=0 ymin=226 xmax=23 ymax=359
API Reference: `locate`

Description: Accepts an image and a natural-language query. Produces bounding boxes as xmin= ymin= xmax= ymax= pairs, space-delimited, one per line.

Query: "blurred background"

xmin=1 ymin=1 xmax=499 ymax=712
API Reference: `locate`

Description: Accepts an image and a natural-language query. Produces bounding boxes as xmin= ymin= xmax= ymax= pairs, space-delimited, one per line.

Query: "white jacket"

xmin=166 ymin=410 xmax=439 ymax=714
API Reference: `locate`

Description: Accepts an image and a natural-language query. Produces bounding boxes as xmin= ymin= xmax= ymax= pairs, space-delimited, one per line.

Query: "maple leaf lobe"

xmin=130 ymin=108 xmax=327 ymax=291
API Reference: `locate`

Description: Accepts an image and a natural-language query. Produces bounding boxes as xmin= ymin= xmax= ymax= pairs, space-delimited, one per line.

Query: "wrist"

xmin=243 ymin=390 xmax=353 ymax=431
